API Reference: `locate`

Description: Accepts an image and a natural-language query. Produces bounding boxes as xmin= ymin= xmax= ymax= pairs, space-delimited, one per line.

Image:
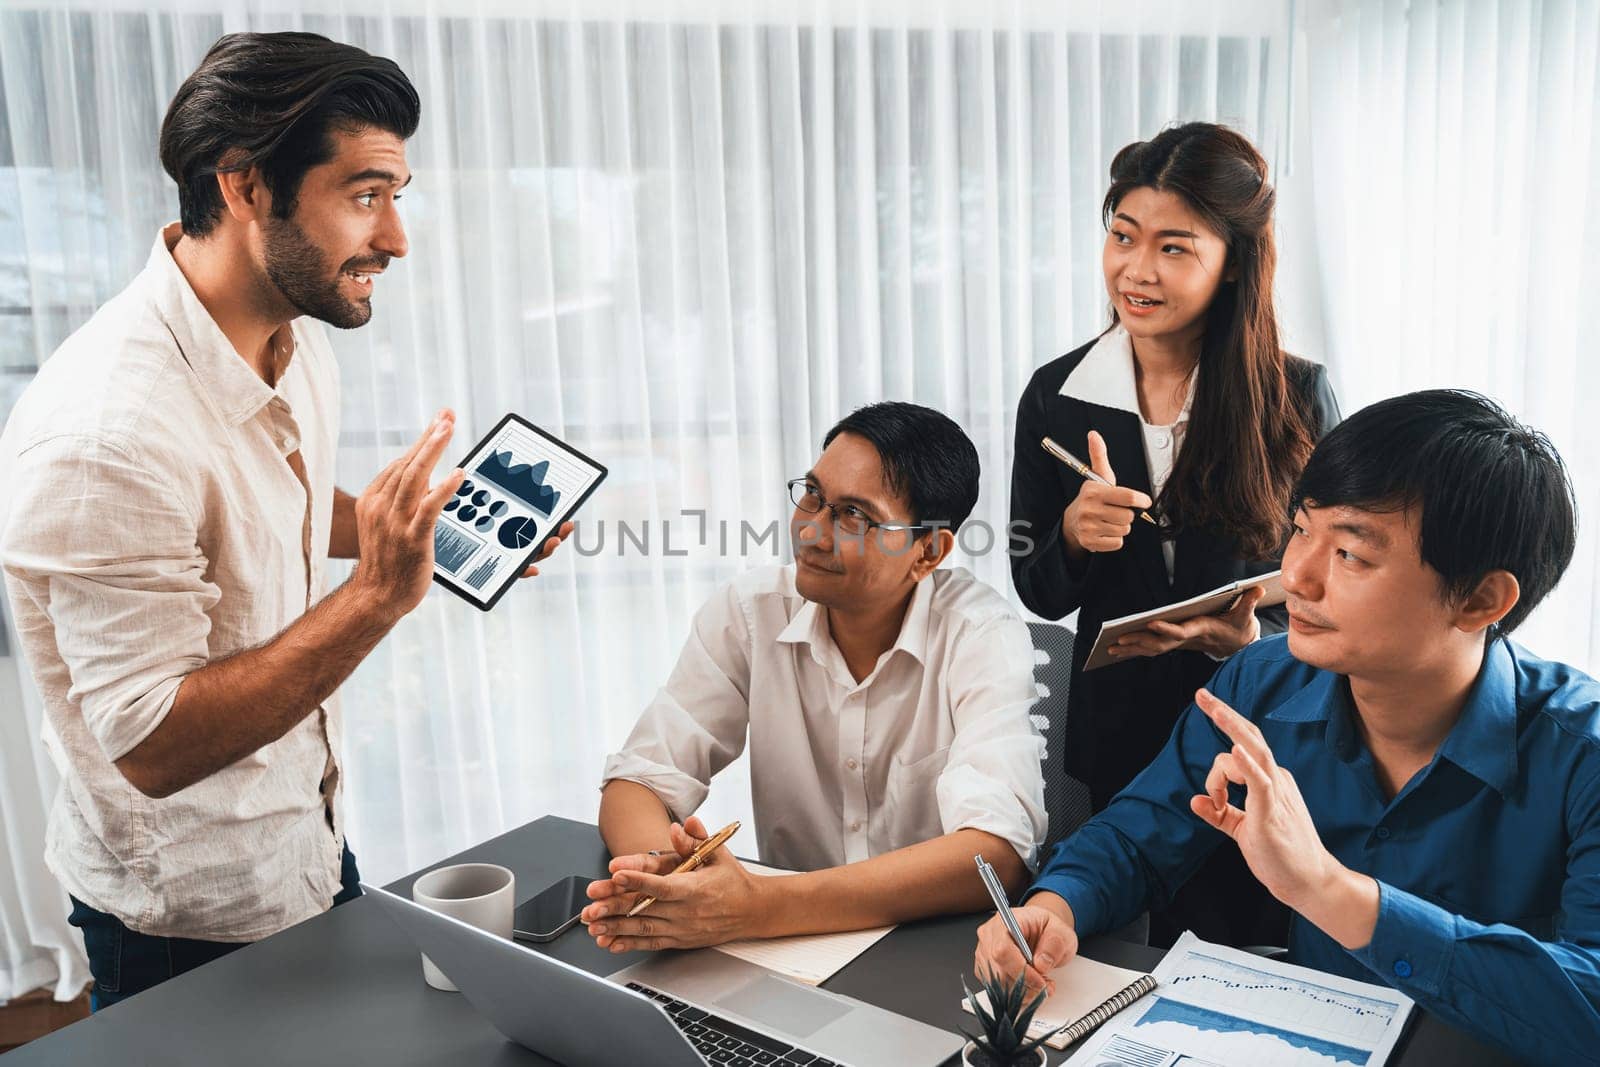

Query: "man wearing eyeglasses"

xmin=582 ymin=401 xmax=1047 ymax=952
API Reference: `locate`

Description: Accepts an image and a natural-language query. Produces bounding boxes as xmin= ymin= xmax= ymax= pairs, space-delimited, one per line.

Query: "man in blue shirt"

xmin=976 ymin=389 xmax=1600 ymax=1062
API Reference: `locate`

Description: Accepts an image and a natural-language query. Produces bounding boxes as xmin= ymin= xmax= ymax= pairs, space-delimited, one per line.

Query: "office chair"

xmin=1026 ymin=622 xmax=1149 ymax=946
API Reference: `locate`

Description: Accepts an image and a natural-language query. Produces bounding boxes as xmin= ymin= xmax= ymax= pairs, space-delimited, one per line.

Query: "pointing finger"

xmin=1086 ymin=430 xmax=1117 ymax=486
xmin=1196 ymin=688 xmax=1275 ymax=769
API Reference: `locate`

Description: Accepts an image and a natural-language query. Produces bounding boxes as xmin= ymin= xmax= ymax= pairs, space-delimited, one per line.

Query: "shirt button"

xmin=1393 ymin=959 xmax=1412 ymax=979
xmin=1375 ymin=826 xmax=1391 ymax=840
xmin=846 ymin=758 xmax=858 ymax=771
xmin=850 ymin=821 xmax=862 ymax=833
xmin=1155 ymin=431 xmax=1171 ymax=448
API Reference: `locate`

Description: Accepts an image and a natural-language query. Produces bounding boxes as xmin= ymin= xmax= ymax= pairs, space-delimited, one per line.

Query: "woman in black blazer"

xmin=1011 ymin=123 xmax=1340 ymax=947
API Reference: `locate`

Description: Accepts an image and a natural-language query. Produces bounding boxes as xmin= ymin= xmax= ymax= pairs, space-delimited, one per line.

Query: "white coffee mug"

xmin=411 ymin=862 xmax=516 ymax=991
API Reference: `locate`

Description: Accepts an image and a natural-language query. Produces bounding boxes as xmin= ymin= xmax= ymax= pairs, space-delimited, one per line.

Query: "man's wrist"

xmin=340 ymin=570 xmax=405 ymax=629
xmin=1275 ymin=850 xmax=1334 ymax=914
xmin=1027 ymin=889 xmax=1076 ymax=930
xmin=746 ymin=871 xmax=786 ymax=939
xmin=1282 ymin=859 xmax=1380 ymax=950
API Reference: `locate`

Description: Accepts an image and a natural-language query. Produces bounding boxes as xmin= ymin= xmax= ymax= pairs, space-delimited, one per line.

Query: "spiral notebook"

xmin=962 ymin=955 xmax=1157 ymax=1050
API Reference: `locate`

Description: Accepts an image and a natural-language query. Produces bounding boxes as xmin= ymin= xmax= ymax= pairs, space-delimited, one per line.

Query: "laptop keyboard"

xmin=625 ymin=981 xmax=845 ymax=1067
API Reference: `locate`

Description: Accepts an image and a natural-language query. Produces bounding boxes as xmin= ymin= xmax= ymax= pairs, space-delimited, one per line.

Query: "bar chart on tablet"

xmin=434 ymin=523 xmax=483 ymax=574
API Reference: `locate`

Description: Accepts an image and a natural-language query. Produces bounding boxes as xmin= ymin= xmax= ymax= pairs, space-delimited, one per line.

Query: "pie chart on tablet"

xmin=498 ymin=516 xmax=540 ymax=551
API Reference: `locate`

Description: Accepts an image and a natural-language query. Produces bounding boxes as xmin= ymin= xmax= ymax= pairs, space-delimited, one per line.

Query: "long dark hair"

xmin=1103 ymin=122 xmax=1315 ymax=560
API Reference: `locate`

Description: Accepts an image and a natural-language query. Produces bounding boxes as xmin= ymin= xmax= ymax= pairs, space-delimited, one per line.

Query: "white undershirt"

xmin=1138 ymin=375 xmax=1196 ymax=582
xmin=1053 ymin=328 xmax=1198 ymax=583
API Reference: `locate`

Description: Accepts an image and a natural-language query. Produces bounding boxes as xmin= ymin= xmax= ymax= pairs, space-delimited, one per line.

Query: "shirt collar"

xmin=776 ymin=569 xmax=938 ymax=675
xmin=776 ymin=595 xmax=831 ymax=651
xmin=1264 ymin=667 xmax=1345 ymax=726
xmin=148 ymin=222 xmax=296 ymax=426
xmin=890 ymin=574 xmax=936 ymax=665
xmin=1435 ymin=639 xmax=1520 ymax=796
xmin=1059 ymin=324 xmax=1194 ymax=424
xmin=1264 ymin=640 xmax=1520 ymax=795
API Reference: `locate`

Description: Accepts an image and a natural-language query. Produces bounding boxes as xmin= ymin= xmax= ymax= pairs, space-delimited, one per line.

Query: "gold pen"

xmin=1041 ymin=436 xmax=1158 ymax=526
xmin=625 ymin=819 xmax=742 ymax=918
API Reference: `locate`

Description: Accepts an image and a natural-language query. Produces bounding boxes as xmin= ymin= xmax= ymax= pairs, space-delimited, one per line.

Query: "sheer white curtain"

xmin=0 ymin=610 xmax=87 ymax=1002
xmin=1298 ymin=0 xmax=1600 ymax=670
xmin=1 ymin=0 xmax=1296 ymax=1001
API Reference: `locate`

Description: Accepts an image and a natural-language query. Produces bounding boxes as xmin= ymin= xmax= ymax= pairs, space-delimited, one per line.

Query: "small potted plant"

xmin=958 ymin=968 xmax=1065 ymax=1066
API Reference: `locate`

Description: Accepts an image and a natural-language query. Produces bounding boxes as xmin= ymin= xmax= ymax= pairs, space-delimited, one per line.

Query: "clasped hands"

xmin=582 ymin=816 xmax=770 ymax=953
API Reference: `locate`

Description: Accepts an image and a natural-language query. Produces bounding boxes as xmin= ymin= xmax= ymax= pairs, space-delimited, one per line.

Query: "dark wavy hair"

xmin=160 ymin=32 xmax=420 ymax=237
xmin=1103 ymin=122 xmax=1316 ymax=559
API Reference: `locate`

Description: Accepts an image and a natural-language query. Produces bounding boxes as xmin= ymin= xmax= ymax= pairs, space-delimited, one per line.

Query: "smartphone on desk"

xmin=512 ymin=874 xmax=590 ymax=943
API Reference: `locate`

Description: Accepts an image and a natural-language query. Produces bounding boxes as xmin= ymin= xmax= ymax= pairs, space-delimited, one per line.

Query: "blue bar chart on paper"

xmin=1065 ymin=933 xmax=1415 ymax=1067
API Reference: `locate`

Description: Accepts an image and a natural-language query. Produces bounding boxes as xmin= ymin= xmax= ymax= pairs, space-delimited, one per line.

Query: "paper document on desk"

xmin=1064 ymin=931 xmax=1415 ymax=1066
xmin=710 ymin=863 xmax=895 ymax=985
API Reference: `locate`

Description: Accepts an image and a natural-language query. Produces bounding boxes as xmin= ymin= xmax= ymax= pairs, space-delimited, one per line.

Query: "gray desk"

xmin=3 ymin=816 xmax=1521 ymax=1066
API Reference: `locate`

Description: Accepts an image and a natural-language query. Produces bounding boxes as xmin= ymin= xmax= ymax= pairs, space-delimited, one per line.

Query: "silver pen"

xmin=1041 ymin=436 xmax=1158 ymax=526
xmin=975 ymin=854 xmax=1034 ymax=967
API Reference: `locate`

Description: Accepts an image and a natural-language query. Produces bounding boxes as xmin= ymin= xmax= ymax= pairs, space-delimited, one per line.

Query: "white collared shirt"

xmin=1058 ymin=325 xmax=1194 ymax=580
xmin=602 ymin=564 xmax=1048 ymax=871
xmin=0 ymin=223 xmax=346 ymax=941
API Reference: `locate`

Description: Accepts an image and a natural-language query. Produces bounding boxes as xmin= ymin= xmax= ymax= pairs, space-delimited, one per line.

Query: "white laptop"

xmin=364 ymin=881 xmax=964 ymax=1067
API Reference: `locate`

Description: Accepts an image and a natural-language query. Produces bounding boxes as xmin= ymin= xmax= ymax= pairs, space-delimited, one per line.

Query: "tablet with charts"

xmin=431 ymin=414 xmax=607 ymax=611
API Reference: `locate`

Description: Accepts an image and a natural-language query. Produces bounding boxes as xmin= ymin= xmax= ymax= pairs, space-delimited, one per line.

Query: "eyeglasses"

xmin=787 ymin=479 xmax=928 ymax=537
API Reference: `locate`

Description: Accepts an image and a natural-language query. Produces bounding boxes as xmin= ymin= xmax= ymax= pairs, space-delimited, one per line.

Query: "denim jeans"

xmin=68 ymin=843 xmax=362 ymax=1011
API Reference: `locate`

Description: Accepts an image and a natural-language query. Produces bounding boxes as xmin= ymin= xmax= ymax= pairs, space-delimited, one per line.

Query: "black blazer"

xmin=1010 ymin=337 xmax=1342 ymax=804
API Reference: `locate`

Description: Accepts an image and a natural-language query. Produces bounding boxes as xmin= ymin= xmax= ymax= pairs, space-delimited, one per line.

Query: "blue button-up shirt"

xmin=1030 ymin=634 xmax=1600 ymax=1064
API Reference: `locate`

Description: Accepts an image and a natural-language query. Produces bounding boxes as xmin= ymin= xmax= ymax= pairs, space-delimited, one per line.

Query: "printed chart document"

xmin=710 ymin=863 xmax=895 ymax=985
xmin=1065 ymin=932 xmax=1415 ymax=1067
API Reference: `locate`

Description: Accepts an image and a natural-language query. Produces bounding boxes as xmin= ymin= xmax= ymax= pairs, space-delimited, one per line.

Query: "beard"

xmin=261 ymin=214 xmax=387 ymax=330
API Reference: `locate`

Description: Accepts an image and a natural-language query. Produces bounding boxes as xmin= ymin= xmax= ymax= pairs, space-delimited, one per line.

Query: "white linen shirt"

xmin=602 ymin=564 xmax=1048 ymax=872
xmin=0 ymin=223 xmax=346 ymax=941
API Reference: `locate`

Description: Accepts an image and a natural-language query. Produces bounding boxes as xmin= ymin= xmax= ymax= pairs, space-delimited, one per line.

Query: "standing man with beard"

xmin=0 ymin=32 xmax=564 ymax=1008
